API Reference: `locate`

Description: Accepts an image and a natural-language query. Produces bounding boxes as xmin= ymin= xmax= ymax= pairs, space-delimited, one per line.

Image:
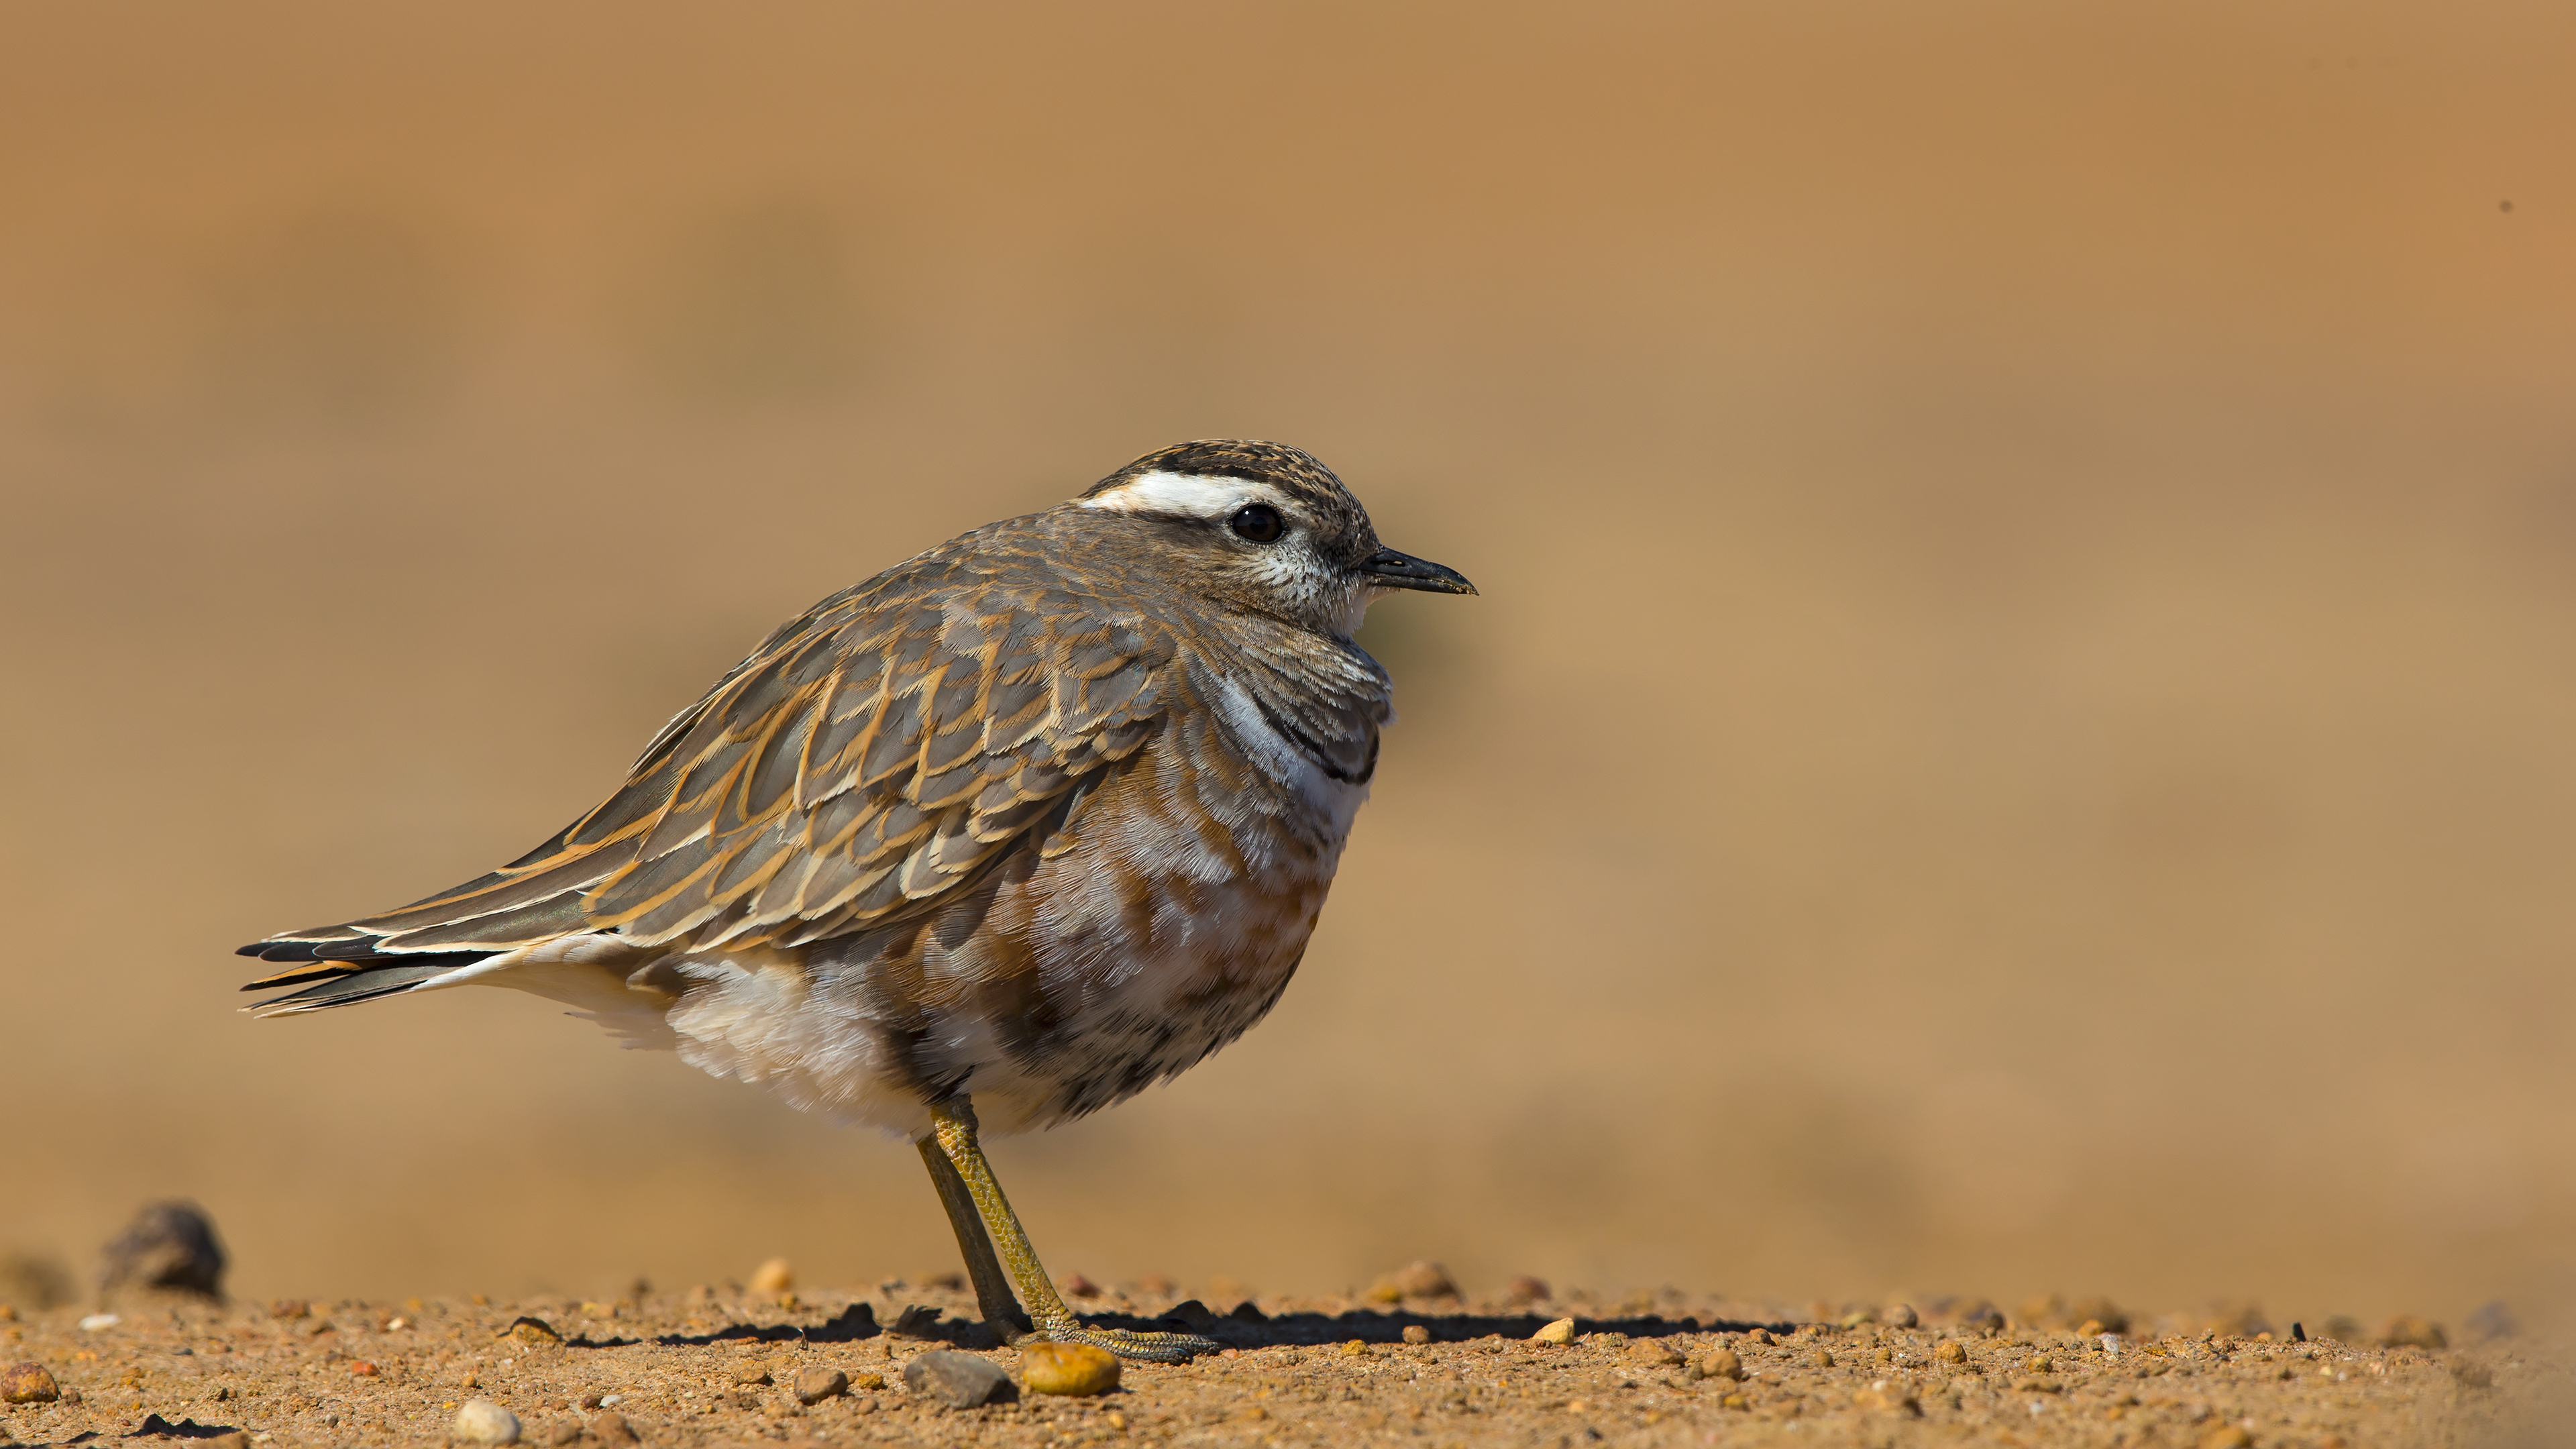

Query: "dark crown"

xmin=1083 ymin=440 xmax=1377 ymax=557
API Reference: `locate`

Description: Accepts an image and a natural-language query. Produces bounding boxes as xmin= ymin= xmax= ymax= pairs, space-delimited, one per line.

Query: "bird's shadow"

xmin=124 ymin=1414 xmax=246 ymax=1440
xmin=588 ymin=1301 xmax=1788 ymax=1352
xmin=1086 ymin=1305 xmax=1794 ymax=1348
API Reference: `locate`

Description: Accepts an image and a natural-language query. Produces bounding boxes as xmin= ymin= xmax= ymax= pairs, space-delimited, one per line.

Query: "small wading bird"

xmin=237 ymin=441 xmax=1474 ymax=1360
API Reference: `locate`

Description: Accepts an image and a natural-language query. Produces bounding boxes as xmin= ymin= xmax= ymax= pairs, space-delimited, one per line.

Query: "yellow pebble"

xmin=1020 ymin=1342 xmax=1121 ymax=1397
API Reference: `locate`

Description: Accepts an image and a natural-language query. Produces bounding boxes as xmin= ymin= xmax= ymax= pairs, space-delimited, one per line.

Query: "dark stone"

xmin=901 ymin=1350 xmax=1016 ymax=1408
xmin=2465 ymin=1301 xmax=2519 ymax=1342
xmin=99 ymin=1203 xmax=226 ymax=1301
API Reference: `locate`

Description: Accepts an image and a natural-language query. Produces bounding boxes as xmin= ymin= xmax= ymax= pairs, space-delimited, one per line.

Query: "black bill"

xmin=1360 ymin=546 xmax=1478 ymax=595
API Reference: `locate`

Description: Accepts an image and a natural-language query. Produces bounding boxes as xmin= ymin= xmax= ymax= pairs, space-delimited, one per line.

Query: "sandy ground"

xmin=1 ymin=1283 xmax=2553 ymax=1449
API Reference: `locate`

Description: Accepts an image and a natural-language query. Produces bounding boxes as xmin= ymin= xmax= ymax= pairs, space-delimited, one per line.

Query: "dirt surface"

xmin=0 ymin=1286 xmax=2555 ymax=1449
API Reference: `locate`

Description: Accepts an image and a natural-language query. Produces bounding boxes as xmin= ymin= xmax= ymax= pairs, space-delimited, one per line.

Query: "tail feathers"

xmin=243 ymin=963 xmax=464 ymax=1017
xmin=237 ymin=941 xmax=494 ymax=993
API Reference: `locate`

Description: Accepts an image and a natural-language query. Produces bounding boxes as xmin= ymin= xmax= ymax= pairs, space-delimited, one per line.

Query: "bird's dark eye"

xmin=1229 ymin=504 xmax=1284 ymax=543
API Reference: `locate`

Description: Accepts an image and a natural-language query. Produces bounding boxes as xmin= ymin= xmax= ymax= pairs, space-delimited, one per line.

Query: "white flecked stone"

xmin=453 ymin=1399 xmax=521 ymax=1444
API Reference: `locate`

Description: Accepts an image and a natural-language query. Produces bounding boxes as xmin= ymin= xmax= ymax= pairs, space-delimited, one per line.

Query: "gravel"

xmin=0 ymin=1283 xmax=2550 ymax=1447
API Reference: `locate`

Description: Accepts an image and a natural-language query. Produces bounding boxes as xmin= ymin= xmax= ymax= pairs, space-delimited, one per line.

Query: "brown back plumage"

xmin=242 ymin=522 xmax=1176 ymax=987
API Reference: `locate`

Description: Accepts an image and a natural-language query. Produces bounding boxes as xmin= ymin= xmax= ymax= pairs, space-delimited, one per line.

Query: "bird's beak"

xmin=1360 ymin=546 xmax=1478 ymax=595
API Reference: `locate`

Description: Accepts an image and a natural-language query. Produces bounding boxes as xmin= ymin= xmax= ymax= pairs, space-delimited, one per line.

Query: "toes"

xmin=1042 ymin=1326 xmax=1222 ymax=1363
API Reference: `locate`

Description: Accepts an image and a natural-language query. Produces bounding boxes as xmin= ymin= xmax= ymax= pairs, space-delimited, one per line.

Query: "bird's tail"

xmin=237 ymin=950 xmax=495 ymax=1016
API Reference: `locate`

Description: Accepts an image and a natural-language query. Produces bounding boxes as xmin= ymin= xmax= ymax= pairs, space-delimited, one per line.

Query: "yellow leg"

xmin=916 ymin=1135 xmax=1029 ymax=1334
xmin=920 ymin=1095 xmax=1220 ymax=1363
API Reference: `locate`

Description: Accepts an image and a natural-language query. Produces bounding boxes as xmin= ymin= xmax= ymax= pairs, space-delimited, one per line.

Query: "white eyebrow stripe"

xmin=1079 ymin=471 xmax=1291 ymax=519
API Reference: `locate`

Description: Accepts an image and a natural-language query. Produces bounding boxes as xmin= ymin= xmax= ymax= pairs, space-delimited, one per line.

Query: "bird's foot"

xmin=1017 ymin=1323 xmax=1223 ymax=1363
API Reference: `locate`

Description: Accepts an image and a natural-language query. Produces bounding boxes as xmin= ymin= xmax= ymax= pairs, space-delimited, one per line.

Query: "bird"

xmin=235 ymin=439 xmax=1475 ymax=1361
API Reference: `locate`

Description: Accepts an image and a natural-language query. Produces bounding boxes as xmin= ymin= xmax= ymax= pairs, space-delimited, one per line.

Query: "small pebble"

xmin=1020 ymin=1342 xmax=1120 ymax=1397
xmin=1389 ymin=1261 xmax=1457 ymax=1298
xmin=732 ymin=1363 xmax=773 ymax=1386
xmin=794 ymin=1366 xmax=849 ymax=1404
xmin=2069 ymin=1296 xmax=2130 ymax=1334
xmin=587 ymin=1411 xmax=637 ymax=1448
xmin=454 ymin=1399 xmax=521 ymax=1444
xmin=2381 ymin=1315 xmax=2447 ymax=1350
xmin=1531 ymin=1318 xmax=1576 ymax=1345
xmin=749 ymin=1258 xmax=794 ymax=1295
xmin=1936 ymin=1340 xmax=1968 ymax=1364
xmin=1629 ymin=1340 xmax=1680 ymax=1366
xmin=1854 ymin=1383 xmax=1921 ymax=1414
xmin=1403 ymin=1326 xmax=1432 ymax=1345
xmin=3 ymin=1361 xmax=61 ymax=1404
xmin=849 ymin=1372 xmax=885 ymax=1392
xmin=78 ymin=1313 xmax=119 ymax=1332
xmin=2465 ymin=1301 xmax=2519 ymax=1342
xmin=1698 ymin=1348 xmax=1742 ymax=1381
xmin=1503 ymin=1275 xmax=1552 ymax=1305
xmin=543 ymin=1423 xmax=582 ymax=1446
xmin=1884 ymin=1303 xmax=1918 ymax=1328
xmin=1059 ymin=1274 xmax=1101 ymax=1298
xmin=902 ymin=1349 xmax=1017 ymax=1408
xmin=2198 ymin=1428 xmax=2254 ymax=1449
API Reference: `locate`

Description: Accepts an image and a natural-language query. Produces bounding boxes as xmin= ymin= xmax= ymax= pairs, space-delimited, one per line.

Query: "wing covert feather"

xmin=267 ymin=569 xmax=1172 ymax=964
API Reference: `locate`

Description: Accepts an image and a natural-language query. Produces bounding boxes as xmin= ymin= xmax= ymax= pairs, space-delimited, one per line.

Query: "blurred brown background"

xmin=3 ymin=1 xmax=2573 ymax=1331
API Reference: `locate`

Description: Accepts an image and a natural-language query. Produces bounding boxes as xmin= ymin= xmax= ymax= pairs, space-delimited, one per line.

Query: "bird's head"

xmin=1073 ymin=439 xmax=1476 ymax=637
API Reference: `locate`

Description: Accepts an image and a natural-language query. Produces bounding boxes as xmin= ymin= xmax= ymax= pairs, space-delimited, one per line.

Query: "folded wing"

xmin=240 ymin=564 xmax=1169 ymax=1000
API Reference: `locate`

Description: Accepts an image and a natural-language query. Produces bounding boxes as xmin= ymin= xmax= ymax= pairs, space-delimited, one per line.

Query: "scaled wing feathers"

xmin=241 ymin=561 xmax=1169 ymax=975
